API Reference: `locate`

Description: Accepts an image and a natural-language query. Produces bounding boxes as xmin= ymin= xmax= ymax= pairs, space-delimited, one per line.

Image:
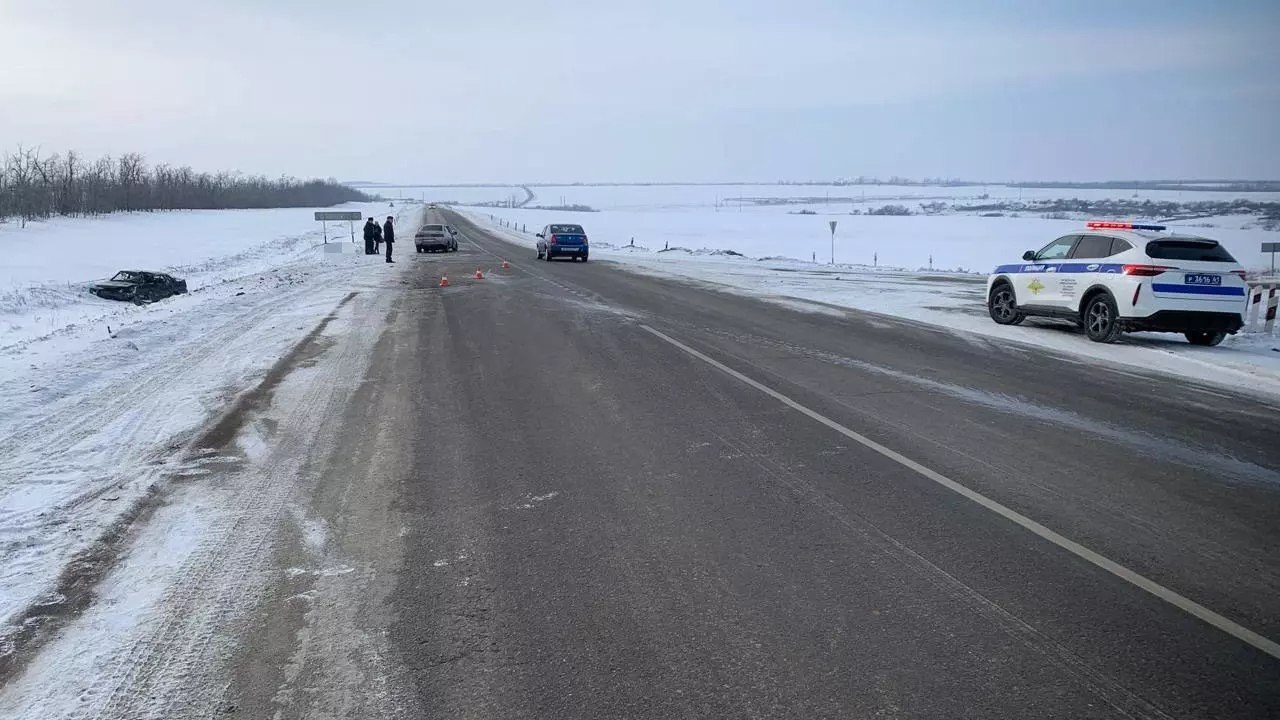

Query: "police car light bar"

xmin=1086 ymin=221 xmax=1167 ymax=231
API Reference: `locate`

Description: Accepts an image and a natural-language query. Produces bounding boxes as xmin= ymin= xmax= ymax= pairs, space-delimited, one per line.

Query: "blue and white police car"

xmin=987 ymin=222 xmax=1248 ymax=345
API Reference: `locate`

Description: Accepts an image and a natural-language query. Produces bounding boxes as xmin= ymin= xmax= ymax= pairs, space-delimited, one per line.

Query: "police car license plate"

xmin=1184 ymin=273 xmax=1221 ymax=286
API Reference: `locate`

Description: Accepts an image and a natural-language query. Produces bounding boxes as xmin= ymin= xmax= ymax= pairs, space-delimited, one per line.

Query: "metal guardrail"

xmin=1245 ymin=280 xmax=1279 ymax=335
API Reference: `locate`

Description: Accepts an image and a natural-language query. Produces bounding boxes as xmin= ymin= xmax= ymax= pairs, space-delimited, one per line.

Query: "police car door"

xmin=1061 ymin=234 xmax=1118 ymax=308
xmin=1021 ymin=235 xmax=1079 ymax=308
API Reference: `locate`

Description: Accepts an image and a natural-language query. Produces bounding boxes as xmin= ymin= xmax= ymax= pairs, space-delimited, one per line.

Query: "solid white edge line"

xmin=639 ymin=323 xmax=1280 ymax=661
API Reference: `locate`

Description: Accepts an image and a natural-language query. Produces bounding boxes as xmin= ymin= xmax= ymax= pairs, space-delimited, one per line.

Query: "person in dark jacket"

xmin=363 ymin=218 xmax=377 ymax=255
xmin=372 ymin=221 xmax=383 ymax=254
xmin=383 ymin=216 xmax=396 ymax=263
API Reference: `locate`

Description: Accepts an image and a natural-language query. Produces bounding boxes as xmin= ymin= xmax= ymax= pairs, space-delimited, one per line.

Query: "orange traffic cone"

xmin=501 ymin=260 xmax=510 ymax=269
xmin=474 ymin=268 xmax=485 ymax=279
xmin=439 ymin=274 xmax=449 ymax=287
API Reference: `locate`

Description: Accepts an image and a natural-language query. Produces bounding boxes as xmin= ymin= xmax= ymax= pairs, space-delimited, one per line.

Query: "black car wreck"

xmin=89 ymin=270 xmax=188 ymax=304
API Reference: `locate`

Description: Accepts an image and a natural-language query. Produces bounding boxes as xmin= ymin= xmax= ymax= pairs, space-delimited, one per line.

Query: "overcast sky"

xmin=3 ymin=0 xmax=1278 ymax=183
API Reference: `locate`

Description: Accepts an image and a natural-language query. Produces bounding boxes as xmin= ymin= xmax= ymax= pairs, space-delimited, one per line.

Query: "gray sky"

xmin=3 ymin=0 xmax=1278 ymax=183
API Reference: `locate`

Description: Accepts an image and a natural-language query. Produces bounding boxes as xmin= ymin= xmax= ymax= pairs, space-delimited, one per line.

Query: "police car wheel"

xmin=1184 ymin=330 xmax=1226 ymax=347
xmin=987 ymin=283 xmax=1024 ymax=325
xmin=1084 ymin=293 xmax=1123 ymax=343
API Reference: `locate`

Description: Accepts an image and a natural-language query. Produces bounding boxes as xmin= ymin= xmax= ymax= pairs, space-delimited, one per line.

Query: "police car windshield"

xmin=1145 ymin=240 xmax=1236 ymax=262
xmin=111 ymin=271 xmax=140 ymax=282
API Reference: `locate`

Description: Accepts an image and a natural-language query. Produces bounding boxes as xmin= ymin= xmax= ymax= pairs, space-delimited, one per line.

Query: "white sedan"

xmin=987 ymin=222 xmax=1248 ymax=345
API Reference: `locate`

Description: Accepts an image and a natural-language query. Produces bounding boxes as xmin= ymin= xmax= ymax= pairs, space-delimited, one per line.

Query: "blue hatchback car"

xmin=536 ymin=224 xmax=589 ymax=262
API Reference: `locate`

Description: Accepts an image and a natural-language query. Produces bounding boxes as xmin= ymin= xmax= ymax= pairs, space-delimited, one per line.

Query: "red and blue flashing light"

xmin=1086 ymin=221 xmax=1167 ymax=231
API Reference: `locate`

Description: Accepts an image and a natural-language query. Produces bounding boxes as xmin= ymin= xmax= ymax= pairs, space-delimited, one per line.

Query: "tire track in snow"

xmin=0 ymin=290 xmax=357 ymax=687
xmin=0 ymin=275 xmax=357 ymax=635
xmin=0 ymin=287 xmax=395 ymax=718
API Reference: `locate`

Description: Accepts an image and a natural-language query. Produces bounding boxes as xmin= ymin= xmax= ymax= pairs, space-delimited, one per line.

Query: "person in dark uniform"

xmin=372 ymin=220 xmax=383 ymax=254
xmin=363 ymin=218 xmax=377 ymax=255
xmin=383 ymin=215 xmax=396 ymax=263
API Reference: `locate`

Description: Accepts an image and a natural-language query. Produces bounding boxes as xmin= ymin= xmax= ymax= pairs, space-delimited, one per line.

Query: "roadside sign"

xmin=315 ymin=211 xmax=363 ymax=244
xmin=829 ymin=220 xmax=837 ymax=234
xmin=828 ymin=221 xmax=837 ymax=265
xmin=1262 ymin=242 xmax=1280 ymax=253
xmin=315 ymin=211 xmax=362 ymax=221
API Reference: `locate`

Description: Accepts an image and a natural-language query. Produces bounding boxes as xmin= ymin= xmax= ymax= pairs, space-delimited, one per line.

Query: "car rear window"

xmin=550 ymin=225 xmax=584 ymax=234
xmin=1145 ymin=240 xmax=1236 ymax=262
xmin=424 ymin=225 xmax=444 ymax=231
xmin=1109 ymin=238 xmax=1133 ymax=255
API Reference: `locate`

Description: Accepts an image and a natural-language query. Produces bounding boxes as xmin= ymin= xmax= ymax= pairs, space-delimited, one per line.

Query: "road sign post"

xmin=314 ymin=211 xmax=363 ymax=245
xmin=829 ymin=220 xmax=837 ymax=265
xmin=1263 ymin=242 xmax=1279 ymax=274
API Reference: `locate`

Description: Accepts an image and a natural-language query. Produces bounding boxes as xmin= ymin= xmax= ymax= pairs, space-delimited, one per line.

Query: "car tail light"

xmin=1122 ymin=264 xmax=1176 ymax=277
xmin=548 ymin=234 xmax=558 ymax=245
xmin=1231 ymin=270 xmax=1248 ymax=281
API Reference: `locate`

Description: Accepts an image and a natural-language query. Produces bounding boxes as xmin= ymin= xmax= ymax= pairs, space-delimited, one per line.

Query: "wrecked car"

xmin=89 ymin=270 xmax=188 ymax=304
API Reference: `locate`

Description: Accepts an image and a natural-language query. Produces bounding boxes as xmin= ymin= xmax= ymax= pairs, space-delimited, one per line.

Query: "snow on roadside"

xmin=458 ymin=189 xmax=1279 ymax=272
xmin=0 ymin=202 xmax=421 ymax=640
xmin=0 ymin=284 xmax=397 ymax=719
xmin=464 ymin=209 xmax=1280 ymax=399
xmin=0 ymin=200 xmax=396 ymax=349
xmin=509 ymin=182 xmax=1280 ymax=210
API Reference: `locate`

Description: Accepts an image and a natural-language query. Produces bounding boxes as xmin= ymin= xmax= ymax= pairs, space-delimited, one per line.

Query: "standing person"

xmin=373 ymin=220 xmax=383 ymax=254
xmin=363 ymin=218 xmax=377 ymax=255
xmin=383 ymin=215 xmax=396 ymax=263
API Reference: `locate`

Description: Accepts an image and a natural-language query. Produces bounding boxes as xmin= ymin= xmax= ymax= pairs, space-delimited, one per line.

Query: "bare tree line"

xmin=0 ymin=146 xmax=371 ymax=226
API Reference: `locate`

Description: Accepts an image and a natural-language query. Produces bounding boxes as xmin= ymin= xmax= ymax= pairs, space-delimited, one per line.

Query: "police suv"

xmin=987 ymin=222 xmax=1247 ymax=345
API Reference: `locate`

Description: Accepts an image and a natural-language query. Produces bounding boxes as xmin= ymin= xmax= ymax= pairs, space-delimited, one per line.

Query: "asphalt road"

xmin=226 ymin=208 xmax=1280 ymax=719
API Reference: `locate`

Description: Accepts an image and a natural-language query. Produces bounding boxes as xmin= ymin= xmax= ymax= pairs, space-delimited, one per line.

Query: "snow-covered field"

xmin=461 ymin=184 xmax=1280 ymax=273
xmin=359 ymin=185 xmax=523 ymax=205
xmin=460 ymin=184 xmax=1280 ymax=397
xmin=515 ymin=182 xmax=1280 ymax=208
xmin=0 ymin=201 xmax=407 ymax=349
xmin=0 ymin=201 xmax=422 ymax=654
